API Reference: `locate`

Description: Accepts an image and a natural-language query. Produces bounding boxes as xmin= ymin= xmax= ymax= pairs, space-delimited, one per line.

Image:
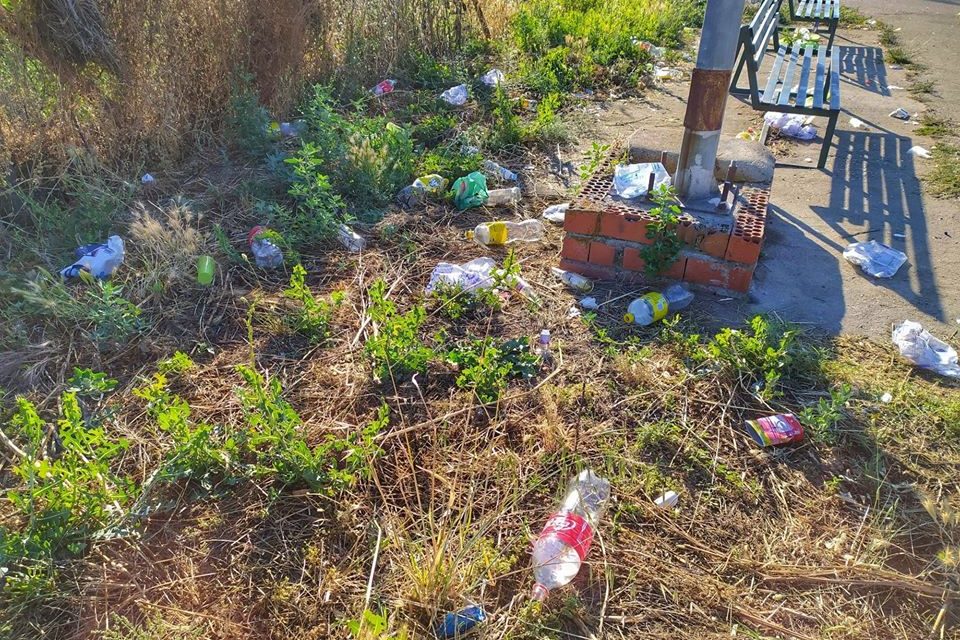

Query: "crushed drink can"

xmin=744 ymin=413 xmax=804 ymax=447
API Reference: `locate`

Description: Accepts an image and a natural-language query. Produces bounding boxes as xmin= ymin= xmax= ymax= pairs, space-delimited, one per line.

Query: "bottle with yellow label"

xmin=469 ymin=220 xmax=545 ymax=246
xmin=623 ymin=284 xmax=694 ymax=326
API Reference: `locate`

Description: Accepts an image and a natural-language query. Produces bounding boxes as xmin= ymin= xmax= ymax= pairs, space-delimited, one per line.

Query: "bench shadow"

xmin=838 ymin=45 xmax=890 ymax=97
xmin=811 ymin=127 xmax=945 ymax=322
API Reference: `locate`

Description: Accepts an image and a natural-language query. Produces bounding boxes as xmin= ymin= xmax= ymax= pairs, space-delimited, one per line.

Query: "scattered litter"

xmin=140 ymin=173 xmax=155 ymax=184
xmin=892 ymin=320 xmax=960 ymax=378
xmin=531 ymin=469 xmax=610 ymax=601
xmin=196 ymin=255 xmax=215 ymax=286
xmin=552 ymin=267 xmax=593 ymax=292
xmin=441 ymin=84 xmax=469 ymax=105
xmin=534 ymin=329 xmax=552 ymax=359
xmin=654 ymin=66 xmax=683 ymax=81
xmin=654 ymin=490 xmax=679 ymax=509
xmin=542 ymin=203 xmax=570 ymax=224
xmin=248 ymin=226 xmax=284 ymax=269
xmin=485 ymin=187 xmax=522 ymax=206
xmin=736 ymin=127 xmax=758 ymax=141
xmin=483 ymin=159 xmax=517 ymax=181
xmin=908 ymin=146 xmax=932 ymax=159
xmin=580 ymin=297 xmax=599 ymax=310
xmin=451 ymin=171 xmax=488 ymax=210
xmin=278 ymin=121 xmax=305 ymax=137
xmin=887 ymin=85 xmax=904 ymax=90
xmin=889 ymin=108 xmax=910 ymax=120
xmin=60 ymin=236 xmax=125 ymax=279
xmin=880 ymin=392 xmax=893 ymax=404
xmin=470 ymin=220 xmax=544 ymax=246
xmin=891 ymin=64 xmax=904 ymax=70
xmin=572 ymin=89 xmax=595 ymax=99
xmin=425 ymin=257 xmax=496 ymax=294
xmin=764 ymin=112 xmax=817 ymax=140
xmin=435 ymin=605 xmax=486 ymax=639
xmin=371 ymin=79 xmax=396 ymax=96
xmin=567 ymin=305 xmax=581 ymax=319
xmin=624 ymin=284 xmax=693 ymax=326
xmin=613 ymin=162 xmax=671 ymax=199
xmin=804 ymin=157 xmax=813 ymax=163
xmin=637 ymin=40 xmax=666 ymax=58
xmin=397 ymin=174 xmax=449 ymax=208
xmin=842 ymin=240 xmax=907 ymax=278
xmin=849 ymin=117 xmax=866 ymax=129
xmin=481 ymin=69 xmax=505 ymax=87
xmin=867 ymin=19 xmax=877 ymax=25
xmin=337 ymin=224 xmax=366 ymax=252
xmin=745 ymin=413 xmax=805 ymax=447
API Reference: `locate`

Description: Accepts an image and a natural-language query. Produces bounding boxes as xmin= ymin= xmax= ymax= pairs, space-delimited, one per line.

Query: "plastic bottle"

xmin=483 ymin=160 xmax=518 ymax=182
xmin=623 ymin=284 xmax=694 ymax=326
xmin=485 ymin=187 xmax=522 ymax=206
xmin=531 ymin=469 xmax=611 ymax=602
xmin=551 ymin=267 xmax=593 ymax=293
xmin=534 ymin=329 xmax=551 ymax=359
xmin=248 ymin=226 xmax=284 ymax=269
xmin=337 ymin=224 xmax=366 ymax=253
xmin=471 ymin=220 xmax=545 ymax=246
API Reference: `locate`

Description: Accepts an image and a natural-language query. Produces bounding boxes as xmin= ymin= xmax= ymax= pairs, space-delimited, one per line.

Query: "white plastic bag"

xmin=441 ymin=84 xmax=469 ymax=106
xmin=481 ymin=69 xmax=505 ymax=87
xmin=908 ymin=146 xmax=932 ymax=159
xmin=613 ymin=162 xmax=671 ymax=199
xmin=60 ymin=236 xmax=125 ymax=279
xmin=425 ymin=257 xmax=496 ymax=294
xmin=764 ymin=112 xmax=817 ymax=140
xmin=842 ymin=240 xmax=907 ymax=278
xmin=542 ymin=203 xmax=570 ymax=224
xmin=892 ymin=321 xmax=960 ymax=378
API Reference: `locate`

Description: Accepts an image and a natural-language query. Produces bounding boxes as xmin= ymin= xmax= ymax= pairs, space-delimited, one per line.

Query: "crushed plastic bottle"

xmin=435 ymin=605 xmax=486 ymax=638
xmin=531 ymin=469 xmax=611 ymax=602
xmin=470 ymin=220 xmax=545 ymax=246
xmin=371 ymin=79 xmax=396 ymax=96
xmin=552 ymin=267 xmax=593 ymax=292
xmin=483 ymin=160 xmax=518 ymax=181
xmin=486 ymin=187 xmax=521 ymax=206
xmin=441 ymin=84 xmax=469 ymax=106
xmin=624 ymin=284 xmax=693 ymax=326
xmin=534 ymin=329 xmax=551 ymax=359
xmin=543 ymin=203 xmax=570 ymax=224
xmin=337 ymin=224 xmax=366 ymax=252
xmin=481 ymin=69 xmax=505 ymax=87
xmin=248 ymin=226 xmax=284 ymax=269
xmin=60 ymin=236 xmax=125 ymax=279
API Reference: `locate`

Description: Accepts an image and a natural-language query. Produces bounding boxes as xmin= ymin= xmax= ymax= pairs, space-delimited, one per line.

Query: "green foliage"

xmin=1 ymin=393 xmax=131 ymax=588
xmin=928 ymin=143 xmax=960 ymax=199
xmin=487 ymin=85 xmax=524 ymax=149
xmin=416 ymin=143 xmax=484 ymax=179
xmin=578 ymin=141 xmax=611 ymax=185
xmin=640 ymin=185 xmax=683 ymax=277
xmin=914 ymin=113 xmax=953 ymax=138
xmin=158 ymin=351 xmax=195 ymax=375
xmin=697 ymin=316 xmax=798 ymax=399
xmin=67 ymin=367 xmax=117 ymax=398
xmin=283 ymin=264 xmax=344 ymax=343
xmin=345 ymin=607 xmax=408 ymax=640
xmin=446 ymin=337 xmax=540 ymax=403
xmin=410 ymin=113 xmax=458 ymax=146
xmin=430 ymin=282 xmax=502 ymax=320
xmin=226 ymin=75 xmax=273 ymax=157
xmin=284 ymin=144 xmax=347 ymax=243
xmin=364 ymin=280 xmax=434 ymax=380
xmin=213 ymin=223 xmax=244 ymax=264
xmin=5 ymin=271 xmax=144 ymax=348
xmin=799 ymin=384 xmax=852 ymax=446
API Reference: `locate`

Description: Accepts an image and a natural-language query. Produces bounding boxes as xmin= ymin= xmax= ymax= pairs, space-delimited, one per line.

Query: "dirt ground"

xmin=551 ymin=2 xmax=960 ymax=340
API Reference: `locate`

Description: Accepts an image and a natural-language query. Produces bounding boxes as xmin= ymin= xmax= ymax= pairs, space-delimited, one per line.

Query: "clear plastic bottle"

xmin=248 ymin=226 xmax=284 ymax=269
xmin=534 ymin=329 xmax=551 ymax=359
xmin=623 ymin=283 xmax=694 ymax=326
xmin=485 ymin=187 xmax=522 ymax=206
xmin=531 ymin=469 xmax=611 ymax=602
xmin=483 ymin=160 xmax=518 ymax=181
xmin=551 ymin=267 xmax=593 ymax=292
xmin=472 ymin=220 xmax=545 ymax=246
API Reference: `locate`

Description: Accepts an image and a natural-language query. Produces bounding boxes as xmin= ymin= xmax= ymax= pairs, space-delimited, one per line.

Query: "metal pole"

xmin=675 ymin=0 xmax=746 ymax=201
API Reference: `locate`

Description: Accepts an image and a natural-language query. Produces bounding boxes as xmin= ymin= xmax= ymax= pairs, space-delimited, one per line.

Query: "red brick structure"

xmin=559 ymin=155 xmax=770 ymax=295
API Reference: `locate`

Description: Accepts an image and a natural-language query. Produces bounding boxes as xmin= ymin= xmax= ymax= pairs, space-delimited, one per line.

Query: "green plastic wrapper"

xmin=451 ymin=171 xmax=488 ymax=210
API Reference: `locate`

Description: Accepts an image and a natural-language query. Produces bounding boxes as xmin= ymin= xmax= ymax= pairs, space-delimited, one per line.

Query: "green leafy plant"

xmin=284 ymin=264 xmax=344 ymax=343
xmin=345 ymin=608 xmax=408 ymax=640
xmin=640 ymin=184 xmax=683 ymax=276
xmin=284 ymin=144 xmax=346 ymax=243
xmin=799 ymin=384 xmax=852 ymax=445
xmin=578 ymin=141 xmax=611 ymax=184
xmin=487 ymin=85 xmax=524 ymax=149
xmin=158 ymin=351 xmax=195 ymax=375
xmin=697 ymin=315 xmax=798 ymax=399
xmin=226 ymin=75 xmax=273 ymax=157
xmin=430 ymin=282 xmax=502 ymax=320
xmin=67 ymin=367 xmax=117 ymax=399
xmin=364 ymin=280 xmax=434 ymax=380
xmin=446 ymin=336 xmax=540 ymax=403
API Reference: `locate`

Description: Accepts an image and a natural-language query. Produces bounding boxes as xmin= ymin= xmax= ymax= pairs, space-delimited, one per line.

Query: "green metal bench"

xmin=730 ymin=0 xmax=840 ymax=168
xmin=788 ymin=0 xmax=840 ymax=52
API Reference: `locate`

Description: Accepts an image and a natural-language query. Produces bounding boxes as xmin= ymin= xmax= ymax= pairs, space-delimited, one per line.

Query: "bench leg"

xmin=827 ymin=21 xmax=837 ymax=52
xmin=731 ymin=52 xmax=747 ymax=93
xmin=819 ymin=112 xmax=838 ymax=169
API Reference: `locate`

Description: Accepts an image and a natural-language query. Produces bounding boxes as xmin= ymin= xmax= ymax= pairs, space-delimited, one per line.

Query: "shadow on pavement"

xmin=811 ymin=127 xmax=945 ymax=322
xmin=839 ymin=45 xmax=890 ymax=97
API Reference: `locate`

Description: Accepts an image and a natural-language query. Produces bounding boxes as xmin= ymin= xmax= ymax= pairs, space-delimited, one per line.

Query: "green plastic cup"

xmin=196 ymin=255 xmax=215 ymax=286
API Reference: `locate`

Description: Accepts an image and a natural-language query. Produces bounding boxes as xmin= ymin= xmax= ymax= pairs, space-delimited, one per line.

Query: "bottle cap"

xmin=465 ymin=230 xmax=475 ymax=240
xmin=531 ymin=583 xmax=550 ymax=602
xmin=623 ymin=312 xmax=635 ymax=323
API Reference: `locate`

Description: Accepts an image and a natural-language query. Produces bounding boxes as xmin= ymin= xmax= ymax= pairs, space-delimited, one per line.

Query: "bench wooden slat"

xmin=832 ymin=0 xmax=841 ymax=20
xmin=813 ymin=45 xmax=827 ymax=108
xmin=829 ymin=45 xmax=841 ymax=110
xmin=796 ymin=45 xmax=814 ymax=107
xmin=805 ymin=0 xmax=816 ymax=18
xmin=752 ymin=1 xmax=781 ymax=61
xmin=761 ymin=47 xmax=789 ymax=104
xmin=778 ymin=45 xmax=801 ymax=106
xmin=814 ymin=0 xmax=824 ymax=18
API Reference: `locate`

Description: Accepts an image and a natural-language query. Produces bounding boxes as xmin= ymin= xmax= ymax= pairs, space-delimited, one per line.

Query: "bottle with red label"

xmin=530 ymin=469 xmax=611 ymax=601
